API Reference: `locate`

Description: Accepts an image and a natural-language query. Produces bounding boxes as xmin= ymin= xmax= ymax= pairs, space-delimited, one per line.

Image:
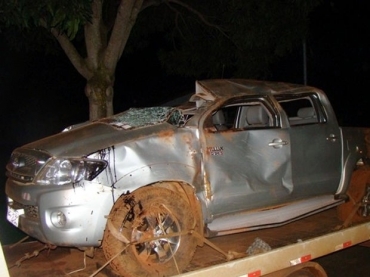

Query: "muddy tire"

xmin=337 ymin=166 xmax=370 ymax=223
xmin=102 ymin=186 xmax=197 ymax=276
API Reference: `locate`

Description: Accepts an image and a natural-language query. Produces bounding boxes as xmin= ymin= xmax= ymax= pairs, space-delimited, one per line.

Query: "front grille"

xmin=6 ymin=149 xmax=51 ymax=183
xmin=11 ymin=200 xmax=39 ymax=219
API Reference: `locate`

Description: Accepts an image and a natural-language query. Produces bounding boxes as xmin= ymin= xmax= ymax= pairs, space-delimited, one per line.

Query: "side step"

xmin=207 ymin=195 xmax=344 ymax=236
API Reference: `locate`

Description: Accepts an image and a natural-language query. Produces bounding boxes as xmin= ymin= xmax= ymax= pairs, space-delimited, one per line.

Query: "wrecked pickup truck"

xmin=5 ymin=79 xmax=370 ymax=276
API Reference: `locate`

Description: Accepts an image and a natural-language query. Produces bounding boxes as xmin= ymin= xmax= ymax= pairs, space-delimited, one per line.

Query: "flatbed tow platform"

xmin=2 ymin=207 xmax=370 ymax=277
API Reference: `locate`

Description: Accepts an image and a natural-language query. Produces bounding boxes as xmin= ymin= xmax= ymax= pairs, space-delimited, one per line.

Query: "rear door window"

xmin=275 ymin=93 xmax=326 ymax=126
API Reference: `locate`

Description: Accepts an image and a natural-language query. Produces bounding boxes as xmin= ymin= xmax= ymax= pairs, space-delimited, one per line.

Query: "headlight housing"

xmin=36 ymin=158 xmax=107 ymax=186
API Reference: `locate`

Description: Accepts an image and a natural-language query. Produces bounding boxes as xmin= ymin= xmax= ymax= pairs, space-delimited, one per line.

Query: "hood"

xmin=22 ymin=107 xmax=180 ymax=157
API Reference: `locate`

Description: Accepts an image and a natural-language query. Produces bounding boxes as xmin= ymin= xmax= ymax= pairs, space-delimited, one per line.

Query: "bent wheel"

xmin=103 ymin=186 xmax=197 ymax=276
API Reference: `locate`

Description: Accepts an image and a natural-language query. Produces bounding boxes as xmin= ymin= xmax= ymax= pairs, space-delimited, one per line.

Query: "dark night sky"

xmin=0 ymin=1 xmax=369 ymax=244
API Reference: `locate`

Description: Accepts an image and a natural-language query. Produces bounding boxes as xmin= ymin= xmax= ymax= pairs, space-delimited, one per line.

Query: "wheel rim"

xmin=131 ymin=204 xmax=181 ymax=264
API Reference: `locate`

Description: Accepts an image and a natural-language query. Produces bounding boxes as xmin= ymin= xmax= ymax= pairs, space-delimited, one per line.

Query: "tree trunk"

xmin=85 ymin=71 xmax=115 ymax=120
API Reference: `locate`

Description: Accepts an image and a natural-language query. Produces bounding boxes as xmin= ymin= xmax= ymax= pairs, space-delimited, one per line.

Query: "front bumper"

xmin=5 ymin=178 xmax=114 ymax=247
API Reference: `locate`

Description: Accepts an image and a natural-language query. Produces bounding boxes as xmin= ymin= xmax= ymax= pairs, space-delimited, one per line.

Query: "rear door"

xmin=276 ymin=93 xmax=342 ymax=198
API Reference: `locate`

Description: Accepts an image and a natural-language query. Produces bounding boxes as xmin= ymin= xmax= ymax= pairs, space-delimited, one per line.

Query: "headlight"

xmin=36 ymin=158 xmax=107 ymax=186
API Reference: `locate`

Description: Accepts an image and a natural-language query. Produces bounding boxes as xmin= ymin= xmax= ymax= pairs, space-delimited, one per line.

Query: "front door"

xmin=201 ymin=98 xmax=293 ymax=217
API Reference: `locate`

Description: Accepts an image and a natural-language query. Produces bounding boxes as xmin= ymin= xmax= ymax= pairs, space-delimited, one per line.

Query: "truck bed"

xmin=2 ymin=208 xmax=370 ymax=277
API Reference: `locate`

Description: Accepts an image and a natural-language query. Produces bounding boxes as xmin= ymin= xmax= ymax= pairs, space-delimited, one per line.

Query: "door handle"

xmin=269 ymin=139 xmax=288 ymax=149
xmin=326 ymin=133 xmax=337 ymax=142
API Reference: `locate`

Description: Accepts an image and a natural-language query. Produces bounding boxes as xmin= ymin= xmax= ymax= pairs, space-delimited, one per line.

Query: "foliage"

xmin=0 ymin=0 xmax=92 ymax=39
xmin=1 ymin=0 xmax=321 ymax=120
xmin=1 ymin=0 xmax=321 ymax=79
xmin=0 ymin=0 xmax=93 ymax=54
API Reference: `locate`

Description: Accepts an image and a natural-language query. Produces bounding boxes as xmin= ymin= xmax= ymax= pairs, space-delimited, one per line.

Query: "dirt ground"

xmin=4 ymin=208 xmax=367 ymax=277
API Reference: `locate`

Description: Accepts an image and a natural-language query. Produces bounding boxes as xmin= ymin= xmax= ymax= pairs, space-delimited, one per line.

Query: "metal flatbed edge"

xmin=176 ymin=221 xmax=370 ymax=277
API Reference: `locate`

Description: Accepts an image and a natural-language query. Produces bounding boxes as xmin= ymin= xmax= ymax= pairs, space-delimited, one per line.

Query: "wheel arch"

xmin=113 ymin=163 xmax=200 ymax=192
xmin=111 ymin=163 xmax=205 ymax=242
xmin=335 ymin=154 xmax=364 ymax=196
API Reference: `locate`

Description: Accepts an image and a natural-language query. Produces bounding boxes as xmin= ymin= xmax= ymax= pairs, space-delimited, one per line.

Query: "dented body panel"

xmin=5 ymin=79 xmax=369 ymax=247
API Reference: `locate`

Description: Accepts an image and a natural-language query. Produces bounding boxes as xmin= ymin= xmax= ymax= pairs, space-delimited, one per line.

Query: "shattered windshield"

xmin=103 ymin=107 xmax=190 ymax=129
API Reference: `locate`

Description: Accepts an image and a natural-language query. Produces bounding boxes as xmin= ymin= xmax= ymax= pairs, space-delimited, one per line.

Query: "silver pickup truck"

xmin=5 ymin=79 xmax=369 ymax=276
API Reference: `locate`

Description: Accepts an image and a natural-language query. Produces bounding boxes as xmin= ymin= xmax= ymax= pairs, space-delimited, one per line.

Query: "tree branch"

xmin=51 ymin=28 xmax=92 ymax=80
xmin=141 ymin=0 xmax=227 ymax=34
xmin=167 ymin=0 xmax=229 ymax=39
xmin=84 ymin=0 xmax=104 ymax=70
xmin=177 ymin=1 xmax=244 ymax=52
xmin=141 ymin=0 xmax=165 ymax=11
xmin=142 ymin=0 xmax=233 ymax=47
xmin=104 ymin=0 xmax=144 ymax=72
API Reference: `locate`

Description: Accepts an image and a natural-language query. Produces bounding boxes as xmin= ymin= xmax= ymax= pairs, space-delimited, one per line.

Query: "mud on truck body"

xmin=5 ymin=79 xmax=370 ymax=276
